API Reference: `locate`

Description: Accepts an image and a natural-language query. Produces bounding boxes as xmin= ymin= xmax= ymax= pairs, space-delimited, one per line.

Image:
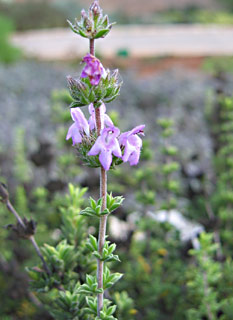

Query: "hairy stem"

xmin=89 ymin=37 xmax=108 ymax=315
xmin=97 ymin=167 xmax=107 ymax=314
xmin=90 ymin=38 xmax=95 ymax=56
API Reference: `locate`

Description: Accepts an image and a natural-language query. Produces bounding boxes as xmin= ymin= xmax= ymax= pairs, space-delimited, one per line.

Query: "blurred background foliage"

xmin=0 ymin=15 xmax=21 ymax=63
xmin=1 ymin=0 xmax=233 ymax=319
xmin=0 ymin=0 xmax=233 ymax=30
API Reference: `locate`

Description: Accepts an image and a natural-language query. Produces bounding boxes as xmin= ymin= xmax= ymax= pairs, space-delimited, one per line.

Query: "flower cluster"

xmin=66 ymin=105 xmax=145 ymax=171
xmin=67 ymin=54 xmax=121 ymax=108
xmin=80 ymin=54 xmax=106 ymax=86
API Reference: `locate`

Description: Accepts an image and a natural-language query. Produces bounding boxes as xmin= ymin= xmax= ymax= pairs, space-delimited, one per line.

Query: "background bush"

xmin=0 ymin=15 xmax=21 ymax=63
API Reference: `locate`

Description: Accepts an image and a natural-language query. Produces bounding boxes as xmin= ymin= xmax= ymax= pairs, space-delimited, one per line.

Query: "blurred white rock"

xmin=148 ymin=209 xmax=204 ymax=245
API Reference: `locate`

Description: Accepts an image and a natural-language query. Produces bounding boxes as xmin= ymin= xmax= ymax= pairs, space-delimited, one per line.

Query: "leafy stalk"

xmin=90 ymin=36 xmax=108 ymax=316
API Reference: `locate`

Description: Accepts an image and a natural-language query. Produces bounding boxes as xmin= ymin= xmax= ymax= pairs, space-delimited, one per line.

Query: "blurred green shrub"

xmin=111 ymin=7 xmax=233 ymax=25
xmin=2 ymin=80 xmax=233 ymax=319
xmin=0 ymin=15 xmax=21 ymax=63
xmin=202 ymin=57 xmax=233 ymax=75
xmin=222 ymin=0 xmax=233 ymax=11
xmin=2 ymin=0 xmax=233 ymax=30
xmin=116 ymin=218 xmax=187 ymax=320
xmin=158 ymin=8 xmax=233 ymax=25
xmin=0 ymin=1 xmax=67 ymax=30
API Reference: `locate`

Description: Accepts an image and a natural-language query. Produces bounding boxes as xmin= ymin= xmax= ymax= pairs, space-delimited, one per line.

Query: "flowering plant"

xmin=65 ymin=2 xmax=145 ymax=317
xmin=0 ymin=1 xmax=145 ymax=319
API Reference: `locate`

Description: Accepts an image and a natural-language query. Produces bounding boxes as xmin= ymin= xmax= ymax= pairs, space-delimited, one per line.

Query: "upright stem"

xmin=89 ymin=37 xmax=108 ymax=316
xmin=90 ymin=39 xmax=95 ymax=56
xmin=97 ymin=167 xmax=107 ymax=314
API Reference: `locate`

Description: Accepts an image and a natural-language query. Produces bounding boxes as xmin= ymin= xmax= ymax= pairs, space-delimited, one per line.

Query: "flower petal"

xmin=128 ymin=149 xmax=140 ymax=166
xmin=112 ymin=139 xmax=122 ymax=158
xmin=66 ymin=123 xmax=82 ymax=145
xmin=80 ymin=54 xmax=105 ymax=86
xmin=122 ymin=140 xmax=135 ymax=162
xmin=88 ymin=136 xmax=102 ymax=156
xmin=129 ymin=124 xmax=145 ymax=136
xmin=99 ymin=149 xmax=112 ymax=171
xmin=104 ymin=114 xmax=114 ymax=128
xmin=71 ymin=107 xmax=89 ymax=136
xmin=88 ymin=104 xmax=96 ymax=130
xmin=119 ymin=124 xmax=145 ymax=166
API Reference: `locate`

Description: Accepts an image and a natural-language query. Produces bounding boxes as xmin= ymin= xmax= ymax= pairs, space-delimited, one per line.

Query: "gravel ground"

xmin=12 ymin=26 xmax=233 ymax=60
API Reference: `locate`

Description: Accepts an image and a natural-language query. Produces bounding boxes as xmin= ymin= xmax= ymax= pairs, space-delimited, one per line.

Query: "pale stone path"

xmin=11 ymin=25 xmax=233 ymax=60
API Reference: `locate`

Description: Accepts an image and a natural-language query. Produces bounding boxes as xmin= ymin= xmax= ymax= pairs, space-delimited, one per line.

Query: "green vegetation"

xmin=155 ymin=8 xmax=233 ymax=25
xmin=202 ymin=56 xmax=233 ymax=75
xmin=0 ymin=15 xmax=21 ymax=63
xmin=1 ymin=0 xmax=233 ymax=30
xmin=0 ymin=1 xmax=69 ymax=30
xmin=2 ymin=84 xmax=233 ymax=318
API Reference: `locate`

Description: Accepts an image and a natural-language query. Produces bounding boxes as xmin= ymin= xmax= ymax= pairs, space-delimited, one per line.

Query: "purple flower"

xmin=119 ymin=125 xmax=145 ymax=166
xmin=88 ymin=103 xmax=113 ymax=131
xmin=80 ymin=54 xmax=106 ymax=86
xmin=88 ymin=126 xmax=122 ymax=171
xmin=66 ymin=108 xmax=89 ymax=145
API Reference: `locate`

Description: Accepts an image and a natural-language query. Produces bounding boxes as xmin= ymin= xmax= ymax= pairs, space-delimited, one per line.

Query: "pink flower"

xmin=119 ymin=125 xmax=145 ymax=166
xmin=66 ymin=108 xmax=89 ymax=145
xmin=88 ymin=126 xmax=122 ymax=171
xmin=88 ymin=103 xmax=113 ymax=130
xmin=80 ymin=54 xmax=105 ymax=86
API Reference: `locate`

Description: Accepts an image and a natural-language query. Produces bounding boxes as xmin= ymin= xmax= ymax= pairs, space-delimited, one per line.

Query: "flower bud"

xmin=112 ymin=69 xmax=119 ymax=82
xmin=90 ymin=1 xmax=102 ymax=18
xmin=81 ymin=9 xmax=88 ymax=20
xmin=67 ymin=76 xmax=87 ymax=92
xmin=67 ymin=76 xmax=78 ymax=89
xmin=81 ymin=9 xmax=93 ymax=32
xmin=76 ymin=80 xmax=87 ymax=91
xmin=68 ymin=3 xmax=113 ymax=39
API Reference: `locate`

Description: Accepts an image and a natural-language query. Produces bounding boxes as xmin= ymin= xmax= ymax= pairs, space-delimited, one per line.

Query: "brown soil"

xmin=103 ymin=56 xmax=205 ymax=78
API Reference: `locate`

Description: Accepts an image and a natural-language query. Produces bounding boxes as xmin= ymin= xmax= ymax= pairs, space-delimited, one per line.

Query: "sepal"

xmin=67 ymin=70 xmax=122 ymax=108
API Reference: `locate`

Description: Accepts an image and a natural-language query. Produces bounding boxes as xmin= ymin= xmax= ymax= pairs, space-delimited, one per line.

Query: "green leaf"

xmin=69 ymin=101 xmax=86 ymax=108
xmin=90 ymin=197 xmax=97 ymax=209
xmin=90 ymin=235 xmax=98 ymax=251
xmin=94 ymin=29 xmax=110 ymax=39
xmin=67 ymin=19 xmax=88 ymax=38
